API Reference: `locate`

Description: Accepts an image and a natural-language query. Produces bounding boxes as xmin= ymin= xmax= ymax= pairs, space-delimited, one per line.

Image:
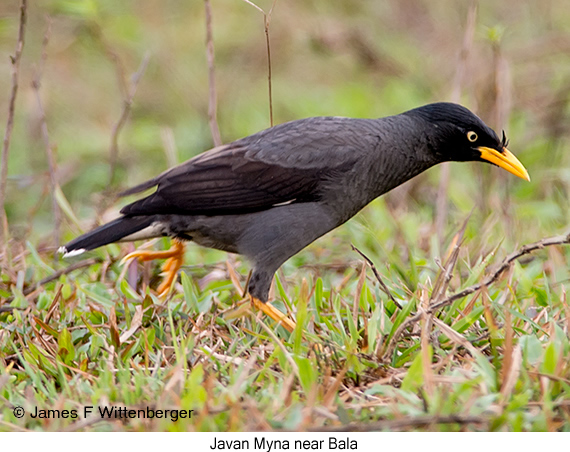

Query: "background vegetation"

xmin=1 ymin=0 xmax=570 ymax=431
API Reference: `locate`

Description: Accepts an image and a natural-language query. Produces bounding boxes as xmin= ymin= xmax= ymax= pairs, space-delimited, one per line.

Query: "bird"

xmin=59 ymin=102 xmax=529 ymax=333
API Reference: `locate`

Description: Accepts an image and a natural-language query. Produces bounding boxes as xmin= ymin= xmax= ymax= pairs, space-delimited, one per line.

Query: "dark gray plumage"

xmin=60 ymin=102 xmax=528 ymax=303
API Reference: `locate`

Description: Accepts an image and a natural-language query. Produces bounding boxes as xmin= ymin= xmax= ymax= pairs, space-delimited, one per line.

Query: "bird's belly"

xmin=190 ymin=231 xmax=240 ymax=254
xmin=233 ymin=203 xmax=340 ymax=269
xmin=159 ymin=214 xmax=242 ymax=254
xmin=159 ymin=202 xmax=340 ymax=266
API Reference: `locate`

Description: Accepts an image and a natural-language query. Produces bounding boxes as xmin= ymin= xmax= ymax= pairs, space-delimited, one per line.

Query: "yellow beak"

xmin=477 ymin=146 xmax=530 ymax=181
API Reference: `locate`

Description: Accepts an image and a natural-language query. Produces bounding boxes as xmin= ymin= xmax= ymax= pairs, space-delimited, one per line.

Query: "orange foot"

xmin=121 ymin=239 xmax=185 ymax=297
xmin=250 ymin=294 xmax=296 ymax=333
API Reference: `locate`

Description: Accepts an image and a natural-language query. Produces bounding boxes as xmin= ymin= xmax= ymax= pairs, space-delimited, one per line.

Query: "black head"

xmin=405 ymin=102 xmax=529 ymax=181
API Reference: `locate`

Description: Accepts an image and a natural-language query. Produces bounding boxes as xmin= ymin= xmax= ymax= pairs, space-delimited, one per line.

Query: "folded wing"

xmin=120 ymin=117 xmax=379 ymax=216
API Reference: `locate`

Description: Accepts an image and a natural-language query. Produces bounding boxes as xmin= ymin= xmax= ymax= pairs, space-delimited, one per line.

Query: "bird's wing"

xmin=120 ymin=117 xmax=379 ymax=216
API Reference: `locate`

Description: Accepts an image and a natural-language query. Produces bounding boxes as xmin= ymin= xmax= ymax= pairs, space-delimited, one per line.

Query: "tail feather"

xmin=59 ymin=216 xmax=156 ymax=257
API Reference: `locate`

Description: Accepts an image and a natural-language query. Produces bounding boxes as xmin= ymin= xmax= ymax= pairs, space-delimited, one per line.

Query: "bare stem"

xmin=204 ymin=0 xmax=222 ymax=146
xmin=264 ymin=17 xmax=273 ymax=127
xmin=434 ymin=0 xmax=477 ymax=252
xmin=492 ymin=37 xmax=513 ymax=235
xmin=1 ymin=257 xmax=101 ymax=308
xmin=32 ymin=17 xmax=61 ymax=247
xmin=240 ymin=0 xmax=278 ymax=127
xmin=108 ymin=54 xmax=150 ymax=186
xmin=351 ymin=244 xmax=402 ymax=309
xmin=310 ymin=414 xmax=487 ymax=432
xmin=0 ymin=0 xmax=27 ymax=250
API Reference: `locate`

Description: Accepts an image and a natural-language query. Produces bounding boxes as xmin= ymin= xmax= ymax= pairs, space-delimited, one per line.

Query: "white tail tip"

xmin=58 ymin=246 xmax=86 ymax=258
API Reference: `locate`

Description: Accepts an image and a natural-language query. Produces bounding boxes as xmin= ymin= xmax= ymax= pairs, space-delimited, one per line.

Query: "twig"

xmin=108 ymin=53 xmax=150 ymax=185
xmin=93 ymin=25 xmax=128 ymax=99
xmin=32 ymin=17 xmax=61 ymax=248
xmin=450 ymin=0 xmax=478 ymax=102
xmin=1 ymin=258 xmax=101 ymax=307
xmin=351 ymin=244 xmax=401 ymax=309
xmin=434 ymin=0 xmax=477 ymax=252
xmin=430 ymin=213 xmax=470 ymax=304
xmin=240 ymin=0 xmax=278 ymax=126
xmin=491 ymin=34 xmax=513 ymax=235
xmin=382 ymin=232 xmax=570 ymax=362
xmin=492 ymin=41 xmax=511 ymax=136
xmin=204 ymin=0 xmax=222 ymax=146
xmin=33 ymin=257 xmax=101 ymax=292
xmin=309 ymin=414 xmax=487 ymax=432
xmin=61 ymin=415 xmax=107 ymax=432
xmin=420 ymin=291 xmax=434 ymax=397
xmin=264 ymin=1 xmax=277 ymax=127
xmin=0 ymin=0 xmax=27 ymax=249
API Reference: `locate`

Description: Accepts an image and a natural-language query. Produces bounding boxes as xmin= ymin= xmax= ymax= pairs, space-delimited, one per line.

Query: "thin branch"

xmin=240 ymin=0 xmax=264 ymax=14
xmin=0 ymin=257 xmax=101 ymax=309
xmin=382 ymin=232 xmax=570 ymax=362
xmin=204 ymin=0 xmax=222 ymax=146
xmin=310 ymin=414 xmax=487 ymax=432
xmin=61 ymin=415 xmax=107 ymax=433
xmin=430 ymin=212 xmax=470 ymax=304
xmin=93 ymin=25 xmax=128 ymax=99
xmin=240 ymin=0 xmax=278 ymax=126
xmin=0 ymin=0 xmax=27 ymax=249
xmin=264 ymin=1 xmax=277 ymax=127
xmin=108 ymin=53 xmax=150 ymax=186
xmin=32 ymin=17 xmax=61 ymax=248
xmin=492 ymin=41 xmax=511 ymax=132
xmin=491 ymin=34 xmax=514 ymax=235
xmin=28 ymin=257 xmax=101 ymax=293
xmin=434 ymin=0 xmax=477 ymax=252
xmin=351 ymin=244 xmax=402 ymax=309
xmin=450 ymin=0 xmax=478 ymax=102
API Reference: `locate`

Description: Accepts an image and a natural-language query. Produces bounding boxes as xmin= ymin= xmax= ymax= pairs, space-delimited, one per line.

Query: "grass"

xmin=2 ymin=208 xmax=570 ymax=431
xmin=2 ymin=0 xmax=570 ymax=432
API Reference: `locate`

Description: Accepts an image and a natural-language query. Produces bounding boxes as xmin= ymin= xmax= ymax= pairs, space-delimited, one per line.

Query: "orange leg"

xmin=122 ymin=240 xmax=296 ymax=331
xmin=121 ymin=240 xmax=186 ymax=297
xmin=250 ymin=294 xmax=296 ymax=333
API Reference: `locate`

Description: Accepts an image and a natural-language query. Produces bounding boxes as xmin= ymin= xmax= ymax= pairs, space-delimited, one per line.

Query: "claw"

xmin=250 ymin=295 xmax=296 ymax=333
xmin=156 ymin=255 xmax=183 ymax=296
xmin=121 ymin=240 xmax=186 ymax=297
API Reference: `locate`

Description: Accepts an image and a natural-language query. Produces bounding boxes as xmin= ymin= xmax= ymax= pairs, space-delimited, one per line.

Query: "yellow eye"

xmin=467 ymin=131 xmax=478 ymax=142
